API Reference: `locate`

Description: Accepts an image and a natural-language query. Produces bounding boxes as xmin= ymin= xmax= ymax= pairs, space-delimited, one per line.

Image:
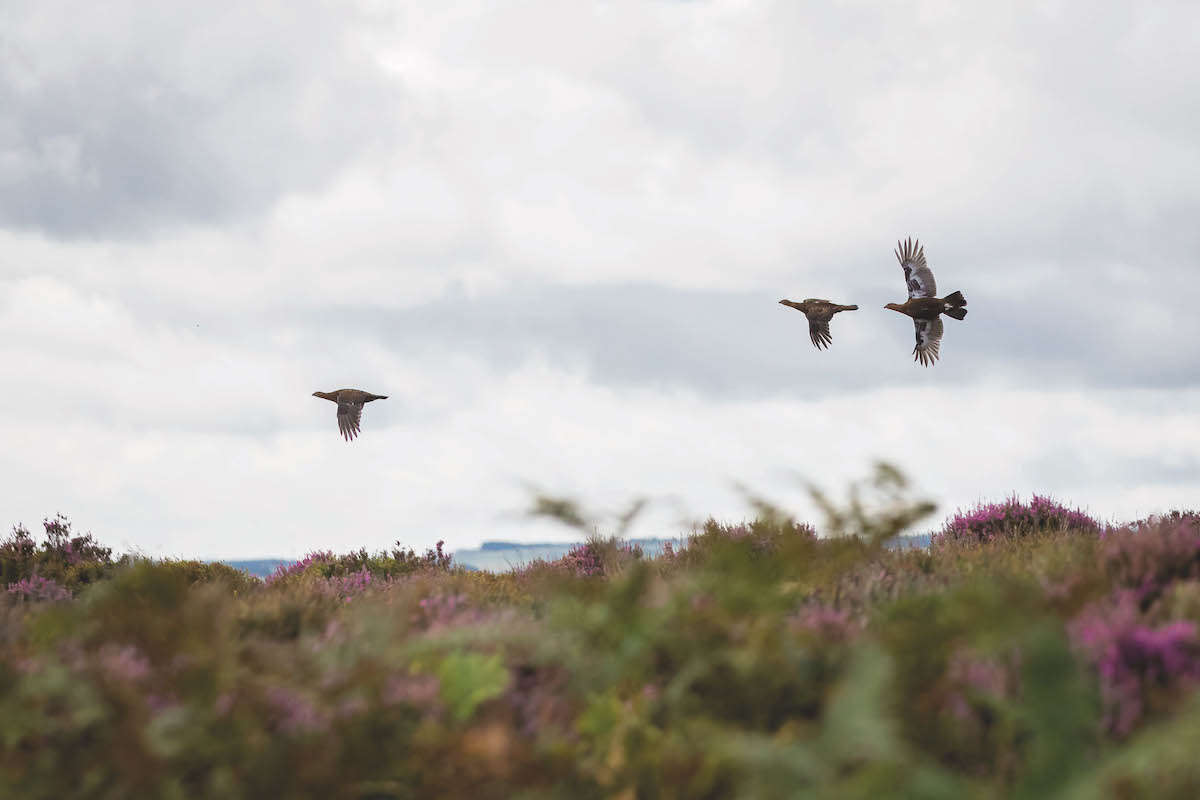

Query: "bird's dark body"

xmin=312 ymin=389 xmax=387 ymax=441
xmin=313 ymin=389 xmax=386 ymax=405
xmin=887 ymin=297 xmax=949 ymax=320
xmin=778 ymin=298 xmax=858 ymax=350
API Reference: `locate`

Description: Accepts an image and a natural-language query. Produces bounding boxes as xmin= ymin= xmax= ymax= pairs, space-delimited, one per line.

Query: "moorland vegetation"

xmin=2 ymin=467 xmax=1199 ymax=798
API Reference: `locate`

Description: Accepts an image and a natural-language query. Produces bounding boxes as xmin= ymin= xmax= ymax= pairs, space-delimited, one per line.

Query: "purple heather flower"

xmin=413 ymin=592 xmax=488 ymax=632
xmin=383 ymin=673 xmax=441 ymax=708
xmin=944 ymin=691 xmax=973 ymax=721
xmin=265 ymin=551 xmax=335 ymax=585
xmin=214 ymin=692 xmax=236 ymax=716
xmin=560 ymin=543 xmax=605 ymax=577
xmin=146 ymin=693 xmax=178 ymax=713
xmin=1070 ymin=591 xmax=1200 ymax=737
xmin=5 ymin=575 xmax=72 ymax=602
xmin=1100 ymin=521 xmax=1200 ymax=608
xmin=947 ymin=650 xmax=1016 ymax=699
xmin=792 ymin=605 xmax=858 ymax=641
xmin=321 ymin=567 xmax=374 ymax=600
xmin=97 ymin=644 xmax=152 ymax=683
xmin=420 ymin=540 xmax=454 ymax=571
xmin=266 ymin=687 xmax=330 ymax=734
xmin=617 ymin=542 xmax=644 ymax=559
xmin=934 ymin=494 xmax=1100 ymax=547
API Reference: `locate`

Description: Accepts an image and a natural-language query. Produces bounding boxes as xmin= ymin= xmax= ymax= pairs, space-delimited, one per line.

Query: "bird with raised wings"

xmin=778 ymin=299 xmax=859 ymax=350
xmin=312 ymin=389 xmax=387 ymax=441
xmin=884 ymin=238 xmax=968 ymax=366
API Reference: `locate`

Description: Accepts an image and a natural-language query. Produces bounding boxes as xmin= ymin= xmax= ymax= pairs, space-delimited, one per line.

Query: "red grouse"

xmin=312 ymin=389 xmax=387 ymax=441
xmin=778 ymin=299 xmax=859 ymax=350
xmin=884 ymin=238 xmax=967 ymax=366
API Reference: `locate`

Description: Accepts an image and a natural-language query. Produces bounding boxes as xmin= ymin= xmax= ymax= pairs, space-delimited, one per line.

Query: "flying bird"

xmin=884 ymin=238 xmax=968 ymax=366
xmin=312 ymin=389 xmax=388 ymax=441
xmin=778 ymin=299 xmax=859 ymax=350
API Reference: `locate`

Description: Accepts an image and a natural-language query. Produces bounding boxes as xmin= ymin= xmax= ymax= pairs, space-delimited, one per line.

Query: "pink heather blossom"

xmin=934 ymin=495 xmax=1100 ymax=547
xmin=421 ymin=540 xmax=453 ymax=571
xmin=413 ymin=593 xmax=481 ymax=631
xmin=792 ymin=606 xmax=858 ymax=641
xmin=321 ymin=567 xmax=373 ymax=600
xmin=266 ymin=687 xmax=330 ymax=734
xmin=146 ymin=693 xmax=178 ymax=713
xmin=560 ymin=543 xmax=605 ymax=577
xmin=1100 ymin=522 xmax=1200 ymax=607
xmin=947 ymin=650 xmax=1017 ymax=699
xmin=97 ymin=644 xmax=152 ymax=683
xmin=6 ymin=575 xmax=72 ymax=602
xmin=265 ymin=551 xmax=335 ymax=585
xmin=214 ymin=693 xmax=235 ymax=716
xmin=383 ymin=673 xmax=441 ymax=708
xmin=1070 ymin=591 xmax=1200 ymax=737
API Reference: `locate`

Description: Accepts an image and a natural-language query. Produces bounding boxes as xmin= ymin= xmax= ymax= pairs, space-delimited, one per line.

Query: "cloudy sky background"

xmin=2 ymin=0 xmax=1198 ymax=559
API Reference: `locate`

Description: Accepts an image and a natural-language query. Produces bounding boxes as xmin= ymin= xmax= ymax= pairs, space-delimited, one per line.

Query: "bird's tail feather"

xmin=838 ymin=304 xmax=859 ymax=312
xmin=944 ymin=306 xmax=967 ymax=320
xmin=944 ymin=290 xmax=967 ymax=307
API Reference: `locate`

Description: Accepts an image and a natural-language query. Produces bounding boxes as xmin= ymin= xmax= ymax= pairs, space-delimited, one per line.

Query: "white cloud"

xmin=3 ymin=340 xmax=1197 ymax=557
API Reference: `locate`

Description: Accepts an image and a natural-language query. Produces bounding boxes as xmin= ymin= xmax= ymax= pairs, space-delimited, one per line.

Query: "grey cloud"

xmin=292 ymin=279 xmax=1200 ymax=398
xmin=1025 ymin=449 xmax=1200 ymax=493
xmin=1 ymin=87 xmax=227 ymax=233
xmin=0 ymin=2 xmax=401 ymax=237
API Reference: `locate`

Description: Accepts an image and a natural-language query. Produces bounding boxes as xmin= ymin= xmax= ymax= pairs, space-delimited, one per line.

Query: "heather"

xmin=3 ymin=473 xmax=1200 ymax=798
xmin=933 ymin=494 xmax=1102 ymax=547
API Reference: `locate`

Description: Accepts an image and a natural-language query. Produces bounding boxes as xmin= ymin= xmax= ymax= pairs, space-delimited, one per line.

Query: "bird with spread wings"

xmin=778 ymin=299 xmax=859 ymax=350
xmin=884 ymin=238 xmax=968 ymax=366
xmin=312 ymin=389 xmax=388 ymax=441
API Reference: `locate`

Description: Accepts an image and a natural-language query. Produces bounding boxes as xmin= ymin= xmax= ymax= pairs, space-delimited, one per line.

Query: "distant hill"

xmin=891 ymin=533 xmax=932 ymax=549
xmin=219 ymin=559 xmax=291 ymax=579
xmin=455 ymin=539 xmax=670 ymax=572
xmin=219 ymin=534 xmax=931 ymax=577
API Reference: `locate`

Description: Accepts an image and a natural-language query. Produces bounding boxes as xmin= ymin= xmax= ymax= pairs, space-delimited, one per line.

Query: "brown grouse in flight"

xmin=312 ymin=389 xmax=387 ymax=441
xmin=884 ymin=238 xmax=967 ymax=366
xmin=778 ymin=299 xmax=859 ymax=350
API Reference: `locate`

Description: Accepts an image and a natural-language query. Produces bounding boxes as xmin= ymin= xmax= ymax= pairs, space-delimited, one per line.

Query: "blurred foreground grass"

xmin=2 ymin=466 xmax=1199 ymax=799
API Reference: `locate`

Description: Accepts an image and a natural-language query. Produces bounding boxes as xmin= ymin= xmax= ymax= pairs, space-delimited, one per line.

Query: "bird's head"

xmin=779 ymin=299 xmax=796 ymax=309
xmin=884 ymin=303 xmax=904 ymax=313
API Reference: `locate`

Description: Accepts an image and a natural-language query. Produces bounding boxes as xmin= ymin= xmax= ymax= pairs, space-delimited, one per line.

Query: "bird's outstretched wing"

xmin=808 ymin=318 xmax=833 ymax=350
xmin=336 ymin=399 xmax=365 ymax=441
xmin=913 ymin=317 xmax=943 ymax=366
xmin=895 ymin=238 xmax=937 ymax=299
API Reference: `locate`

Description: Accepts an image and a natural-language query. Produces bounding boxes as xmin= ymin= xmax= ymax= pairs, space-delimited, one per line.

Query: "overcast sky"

xmin=3 ymin=0 xmax=1198 ymax=559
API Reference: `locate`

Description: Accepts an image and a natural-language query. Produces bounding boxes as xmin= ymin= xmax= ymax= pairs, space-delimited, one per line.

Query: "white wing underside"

xmin=895 ymin=238 xmax=937 ymax=299
xmin=913 ymin=317 xmax=943 ymax=367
